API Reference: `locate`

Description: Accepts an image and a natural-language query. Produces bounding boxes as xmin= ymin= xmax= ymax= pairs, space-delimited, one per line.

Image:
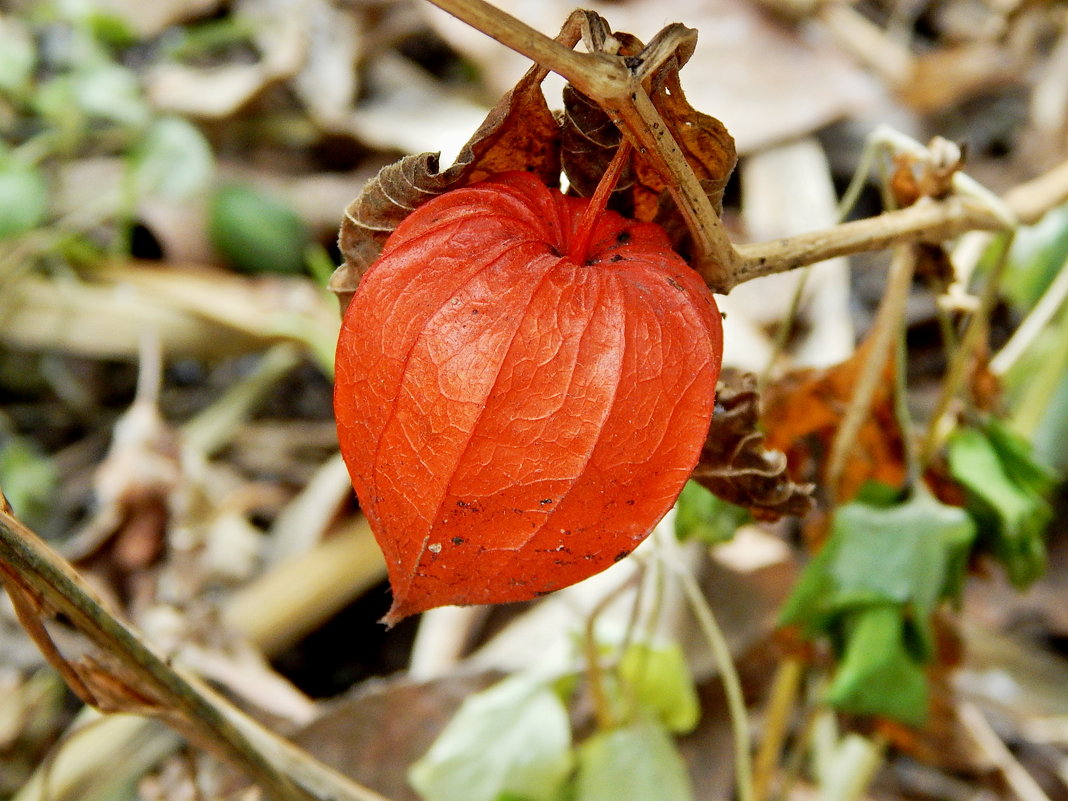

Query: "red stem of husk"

xmin=569 ymin=142 xmax=633 ymax=264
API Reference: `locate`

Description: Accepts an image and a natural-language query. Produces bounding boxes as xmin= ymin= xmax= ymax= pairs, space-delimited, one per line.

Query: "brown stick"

xmin=732 ymin=196 xmax=1008 ymax=289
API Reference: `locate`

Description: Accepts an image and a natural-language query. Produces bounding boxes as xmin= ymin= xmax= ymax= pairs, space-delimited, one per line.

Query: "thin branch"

xmin=734 ymin=153 xmax=1068 ymax=291
xmin=676 ymin=564 xmax=754 ymax=801
xmin=752 ymin=658 xmax=803 ymax=801
xmin=1003 ymin=157 xmax=1068 ymax=225
xmin=826 ymin=245 xmax=916 ymax=503
xmin=425 ymin=0 xmax=591 ymax=80
xmin=990 ymin=254 xmax=1068 ymax=375
xmin=918 ymin=234 xmax=1014 ymax=467
xmin=734 ymin=197 xmax=1005 ymax=289
xmin=958 ymin=702 xmax=1053 ymax=801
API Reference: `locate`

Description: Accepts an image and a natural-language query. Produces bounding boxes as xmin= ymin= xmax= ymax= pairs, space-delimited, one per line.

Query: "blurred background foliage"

xmin=2 ymin=1 xmax=1068 ymax=801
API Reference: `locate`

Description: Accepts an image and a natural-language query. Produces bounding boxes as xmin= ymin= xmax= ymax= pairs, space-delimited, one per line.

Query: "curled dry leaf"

xmin=888 ymin=141 xmax=967 ymax=286
xmin=332 ymin=40 xmax=567 ymax=310
xmin=561 ymin=82 xmax=625 ymax=203
xmin=889 ymin=138 xmax=967 ymax=206
xmin=692 ymin=369 xmax=814 ymax=521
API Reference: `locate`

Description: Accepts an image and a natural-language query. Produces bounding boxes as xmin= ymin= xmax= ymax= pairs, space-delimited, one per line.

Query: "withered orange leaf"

xmin=693 ymin=369 xmax=813 ymax=521
xmin=641 ymin=50 xmax=736 ymax=220
xmin=334 ymin=171 xmax=723 ymax=624
xmin=762 ymin=339 xmax=907 ymax=505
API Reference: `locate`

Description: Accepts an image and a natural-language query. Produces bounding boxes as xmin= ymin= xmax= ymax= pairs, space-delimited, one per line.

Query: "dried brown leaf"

xmin=560 ymin=82 xmax=626 ymax=201
xmin=558 ymin=21 xmax=640 ymax=201
xmin=889 ymin=140 xmax=967 ymax=207
xmin=332 ymin=51 xmax=565 ymax=310
xmin=645 ymin=54 xmax=736 ymax=217
xmin=693 ymin=369 xmax=814 ymax=521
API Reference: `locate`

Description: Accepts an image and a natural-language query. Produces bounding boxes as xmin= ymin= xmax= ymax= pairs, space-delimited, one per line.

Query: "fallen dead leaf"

xmin=290 ymin=0 xmax=363 ymax=129
xmin=294 ymin=671 xmax=503 ymax=801
xmin=86 ymin=0 xmax=221 ymax=37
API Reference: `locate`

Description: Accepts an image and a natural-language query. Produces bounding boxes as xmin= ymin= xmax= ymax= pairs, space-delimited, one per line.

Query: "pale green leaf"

xmin=618 ymin=642 xmax=699 ymax=734
xmin=409 ymin=673 xmax=573 ymax=801
xmin=575 ymin=721 xmax=691 ymax=801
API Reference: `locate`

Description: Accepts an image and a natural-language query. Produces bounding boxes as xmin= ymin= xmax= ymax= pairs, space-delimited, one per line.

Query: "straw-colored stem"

xmin=826 ymin=245 xmax=916 ymax=502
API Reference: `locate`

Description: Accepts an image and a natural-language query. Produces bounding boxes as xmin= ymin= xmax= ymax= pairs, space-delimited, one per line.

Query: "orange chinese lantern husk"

xmin=334 ymin=171 xmax=722 ymax=625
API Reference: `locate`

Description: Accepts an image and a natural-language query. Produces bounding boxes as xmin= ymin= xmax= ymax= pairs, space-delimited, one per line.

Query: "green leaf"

xmin=826 ymin=605 xmax=928 ymax=726
xmin=132 ymin=117 xmax=215 ymax=200
xmin=0 ymin=160 xmax=48 ymax=239
xmin=780 ymin=490 xmax=975 ymax=658
xmin=574 ymin=721 xmax=692 ymax=801
xmin=209 ymin=183 xmax=310 ymax=274
xmin=618 ymin=642 xmax=699 ymax=734
xmin=674 ymin=480 xmax=748 ymax=545
xmin=984 ymin=419 xmax=1056 ymax=498
xmin=1030 ymin=366 xmax=1068 ymax=471
xmin=947 ymin=424 xmax=1051 ymax=588
xmin=1000 ymin=202 xmax=1068 ymax=309
xmin=409 ymin=673 xmax=573 ymax=801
